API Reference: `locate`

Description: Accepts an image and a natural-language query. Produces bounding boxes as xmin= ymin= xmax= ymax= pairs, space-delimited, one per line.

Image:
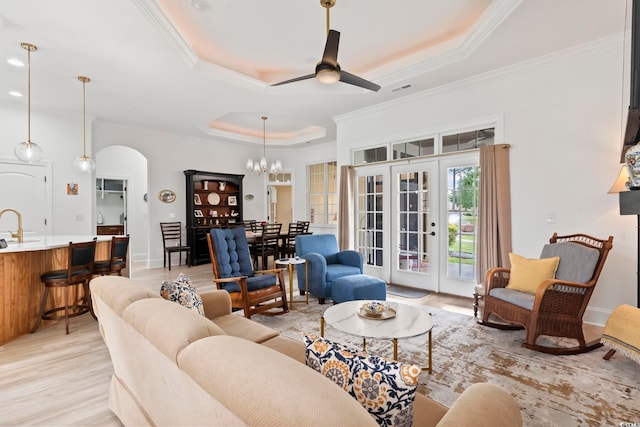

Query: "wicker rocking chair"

xmin=480 ymin=232 xmax=613 ymax=355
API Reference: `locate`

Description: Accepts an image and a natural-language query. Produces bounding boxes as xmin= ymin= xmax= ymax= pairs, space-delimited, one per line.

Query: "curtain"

xmin=477 ymin=144 xmax=512 ymax=283
xmin=338 ymin=165 xmax=355 ymax=249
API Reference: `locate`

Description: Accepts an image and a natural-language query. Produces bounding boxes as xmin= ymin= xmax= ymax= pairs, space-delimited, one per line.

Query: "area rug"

xmin=386 ymin=284 xmax=429 ymax=298
xmin=252 ymin=298 xmax=640 ymax=426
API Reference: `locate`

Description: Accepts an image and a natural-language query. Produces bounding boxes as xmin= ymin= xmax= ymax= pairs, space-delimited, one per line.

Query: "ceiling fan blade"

xmin=271 ymin=73 xmax=316 ymax=87
xmin=321 ymin=29 xmax=340 ymax=67
xmin=340 ymin=70 xmax=381 ymax=92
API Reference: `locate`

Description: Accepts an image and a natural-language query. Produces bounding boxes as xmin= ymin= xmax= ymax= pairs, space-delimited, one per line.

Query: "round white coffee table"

xmin=320 ymin=300 xmax=433 ymax=374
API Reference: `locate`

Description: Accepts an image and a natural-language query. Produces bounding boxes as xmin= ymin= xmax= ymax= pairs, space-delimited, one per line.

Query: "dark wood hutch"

xmin=184 ymin=170 xmax=244 ymax=265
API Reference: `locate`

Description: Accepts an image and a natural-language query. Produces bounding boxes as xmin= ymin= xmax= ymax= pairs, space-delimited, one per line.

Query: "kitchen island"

xmin=0 ymin=235 xmax=127 ymax=345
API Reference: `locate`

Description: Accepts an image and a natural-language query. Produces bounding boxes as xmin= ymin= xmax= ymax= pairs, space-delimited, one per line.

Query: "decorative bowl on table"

xmin=358 ymin=301 xmax=396 ymax=320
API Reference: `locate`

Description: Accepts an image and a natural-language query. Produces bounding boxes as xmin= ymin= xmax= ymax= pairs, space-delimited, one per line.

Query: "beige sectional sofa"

xmin=90 ymin=276 xmax=522 ymax=427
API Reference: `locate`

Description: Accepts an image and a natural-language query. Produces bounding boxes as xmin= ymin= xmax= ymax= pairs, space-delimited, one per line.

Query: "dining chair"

xmin=279 ymin=222 xmax=304 ymax=259
xmin=250 ymin=223 xmax=282 ymax=269
xmin=160 ymin=222 xmax=191 ymax=270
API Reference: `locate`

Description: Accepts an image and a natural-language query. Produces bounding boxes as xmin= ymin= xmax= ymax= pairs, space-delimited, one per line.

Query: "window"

xmin=307 ymin=161 xmax=337 ymax=224
xmin=392 ymin=138 xmax=435 ymax=159
xmin=354 ymin=146 xmax=388 ymax=165
xmin=442 ymin=128 xmax=494 ymax=153
xmin=357 ymin=174 xmax=384 ymax=267
xmin=447 ymin=166 xmax=479 ymax=281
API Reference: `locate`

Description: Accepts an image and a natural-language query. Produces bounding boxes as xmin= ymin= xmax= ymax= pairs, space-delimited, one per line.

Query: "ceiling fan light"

xmin=316 ymin=68 xmax=340 ymax=84
xmin=15 ymin=141 xmax=43 ymax=163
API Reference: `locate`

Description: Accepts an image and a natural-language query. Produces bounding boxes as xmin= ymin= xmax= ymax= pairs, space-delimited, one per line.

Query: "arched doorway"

xmin=95 ymin=146 xmax=148 ymax=266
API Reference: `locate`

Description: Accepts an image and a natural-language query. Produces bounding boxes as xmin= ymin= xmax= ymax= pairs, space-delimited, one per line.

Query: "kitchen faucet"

xmin=0 ymin=209 xmax=24 ymax=243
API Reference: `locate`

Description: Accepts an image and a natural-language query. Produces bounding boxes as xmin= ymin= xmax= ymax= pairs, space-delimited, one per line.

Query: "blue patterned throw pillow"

xmin=303 ymin=333 xmax=420 ymax=427
xmin=160 ymin=273 xmax=205 ymax=316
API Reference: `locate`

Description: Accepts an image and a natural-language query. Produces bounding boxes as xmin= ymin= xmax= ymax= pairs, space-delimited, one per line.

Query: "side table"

xmin=275 ymin=257 xmax=308 ymax=310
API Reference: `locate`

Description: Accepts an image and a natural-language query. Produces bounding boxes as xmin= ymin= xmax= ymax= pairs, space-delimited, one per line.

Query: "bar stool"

xmin=94 ymin=235 xmax=129 ymax=276
xmin=31 ymin=239 xmax=97 ymax=335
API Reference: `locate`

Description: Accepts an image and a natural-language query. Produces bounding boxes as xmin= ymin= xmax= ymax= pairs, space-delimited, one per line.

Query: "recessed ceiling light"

xmin=9 ymin=91 xmax=23 ymax=97
xmin=7 ymin=58 xmax=24 ymax=67
xmin=191 ymin=0 xmax=210 ymax=12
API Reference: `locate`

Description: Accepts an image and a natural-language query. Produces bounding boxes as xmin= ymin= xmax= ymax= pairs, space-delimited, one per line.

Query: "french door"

xmin=355 ymin=154 xmax=479 ymax=297
xmin=390 ymin=162 xmax=439 ymax=290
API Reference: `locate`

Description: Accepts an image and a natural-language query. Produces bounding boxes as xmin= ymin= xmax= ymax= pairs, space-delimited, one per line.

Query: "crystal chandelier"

xmin=74 ymin=76 xmax=96 ymax=173
xmin=14 ymin=43 xmax=44 ymax=163
xmin=246 ymin=116 xmax=282 ymax=175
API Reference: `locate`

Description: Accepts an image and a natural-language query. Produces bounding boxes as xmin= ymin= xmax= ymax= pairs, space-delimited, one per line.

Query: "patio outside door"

xmin=390 ymin=162 xmax=439 ymax=290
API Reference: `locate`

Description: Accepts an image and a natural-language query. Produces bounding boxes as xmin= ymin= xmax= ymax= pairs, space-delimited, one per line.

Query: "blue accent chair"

xmin=295 ymin=234 xmax=363 ymax=304
xmin=207 ymin=227 xmax=288 ymax=318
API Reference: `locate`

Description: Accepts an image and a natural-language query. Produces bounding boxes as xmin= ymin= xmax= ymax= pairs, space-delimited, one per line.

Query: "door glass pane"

xmin=357 ymin=174 xmax=384 ymax=267
xmin=447 ymin=166 xmax=479 ymax=281
xmin=397 ymin=171 xmax=430 ymax=273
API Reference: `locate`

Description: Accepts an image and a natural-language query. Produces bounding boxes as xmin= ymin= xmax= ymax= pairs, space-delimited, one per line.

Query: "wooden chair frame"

xmin=160 ymin=222 xmax=191 ymax=270
xmin=207 ymin=232 xmax=288 ymax=319
xmin=480 ymin=232 xmax=613 ymax=355
xmin=94 ymin=235 xmax=129 ymax=276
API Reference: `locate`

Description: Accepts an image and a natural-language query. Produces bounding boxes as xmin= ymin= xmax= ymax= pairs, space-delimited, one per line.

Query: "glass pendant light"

xmin=14 ymin=42 xmax=44 ymax=163
xmin=74 ymin=76 xmax=95 ymax=173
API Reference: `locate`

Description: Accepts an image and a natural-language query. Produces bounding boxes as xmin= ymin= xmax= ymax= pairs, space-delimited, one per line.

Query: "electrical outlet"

xmin=546 ymin=213 xmax=556 ymax=224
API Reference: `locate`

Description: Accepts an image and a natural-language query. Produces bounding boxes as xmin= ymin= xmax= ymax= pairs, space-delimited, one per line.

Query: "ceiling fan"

xmin=272 ymin=0 xmax=380 ymax=92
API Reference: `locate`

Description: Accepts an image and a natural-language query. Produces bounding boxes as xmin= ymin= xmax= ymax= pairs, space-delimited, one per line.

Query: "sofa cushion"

xmin=123 ymin=298 xmax=226 ymax=363
xmin=506 ymin=253 xmax=559 ymax=294
xmin=90 ymin=276 xmax=161 ymax=316
xmin=178 ymin=335 xmax=378 ymax=426
xmin=160 ymin=274 xmax=205 ymax=316
xmin=213 ymin=313 xmax=279 ymax=343
xmin=540 ymin=242 xmax=600 ymax=283
xmin=303 ymin=334 xmax=420 ymax=427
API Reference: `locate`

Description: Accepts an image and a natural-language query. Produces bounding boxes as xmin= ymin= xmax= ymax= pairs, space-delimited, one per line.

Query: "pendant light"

xmin=14 ymin=42 xmax=44 ymax=163
xmin=74 ymin=76 xmax=95 ymax=173
xmin=246 ymin=116 xmax=282 ymax=175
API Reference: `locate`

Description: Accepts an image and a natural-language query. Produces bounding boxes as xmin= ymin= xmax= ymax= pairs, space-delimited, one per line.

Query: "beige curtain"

xmin=477 ymin=144 xmax=512 ymax=283
xmin=338 ymin=165 xmax=355 ymax=249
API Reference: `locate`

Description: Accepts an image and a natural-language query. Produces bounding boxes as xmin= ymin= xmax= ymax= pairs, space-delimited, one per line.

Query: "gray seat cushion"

xmin=489 ymin=288 xmax=534 ymax=310
xmin=539 ymin=242 xmax=599 ymax=283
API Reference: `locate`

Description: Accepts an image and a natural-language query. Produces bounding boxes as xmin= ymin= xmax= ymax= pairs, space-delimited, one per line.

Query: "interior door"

xmin=390 ymin=162 xmax=439 ymax=291
xmin=0 ymin=160 xmax=50 ymax=240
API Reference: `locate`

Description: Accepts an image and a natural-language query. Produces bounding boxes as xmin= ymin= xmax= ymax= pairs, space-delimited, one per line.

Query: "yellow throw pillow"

xmin=506 ymin=253 xmax=560 ymax=294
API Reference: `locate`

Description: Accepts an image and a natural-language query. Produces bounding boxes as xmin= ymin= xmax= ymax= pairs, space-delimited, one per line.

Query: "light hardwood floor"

xmin=0 ymin=261 xmax=600 ymax=425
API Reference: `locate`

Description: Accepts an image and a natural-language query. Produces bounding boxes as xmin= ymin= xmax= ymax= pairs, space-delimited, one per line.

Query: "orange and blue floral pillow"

xmin=160 ymin=273 xmax=205 ymax=316
xmin=303 ymin=333 xmax=420 ymax=427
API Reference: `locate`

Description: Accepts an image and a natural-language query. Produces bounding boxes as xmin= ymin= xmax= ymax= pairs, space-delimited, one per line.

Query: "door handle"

xmin=430 ymin=231 xmax=436 ymax=236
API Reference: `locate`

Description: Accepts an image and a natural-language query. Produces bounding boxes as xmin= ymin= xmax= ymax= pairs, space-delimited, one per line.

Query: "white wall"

xmin=0 ymin=106 xmax=95 ymax=235
xmin=92 ymin=121 xmax=272 ymax=268
xmin=335 ymin=36 xmax=632 ymax=325
xmin=95 ymin=145 xmax=148 ymax=262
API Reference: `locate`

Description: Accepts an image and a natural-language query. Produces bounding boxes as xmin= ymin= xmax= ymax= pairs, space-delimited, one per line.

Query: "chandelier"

xmin=246 ymin=116 xmax=282 ymax=175
xmin=14 ymin=42 xmax=44 ymax=163
xmin=74 ymin=76 xmax=96 ymax=173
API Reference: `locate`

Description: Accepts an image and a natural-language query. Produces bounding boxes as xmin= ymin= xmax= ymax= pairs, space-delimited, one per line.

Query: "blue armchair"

xmin=295 ymin=234 xmax=363 ymax=304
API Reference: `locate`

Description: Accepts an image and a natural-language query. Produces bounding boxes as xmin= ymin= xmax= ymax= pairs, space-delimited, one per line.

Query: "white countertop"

xmin=0 ymin=235 xmax=113 ymax=253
